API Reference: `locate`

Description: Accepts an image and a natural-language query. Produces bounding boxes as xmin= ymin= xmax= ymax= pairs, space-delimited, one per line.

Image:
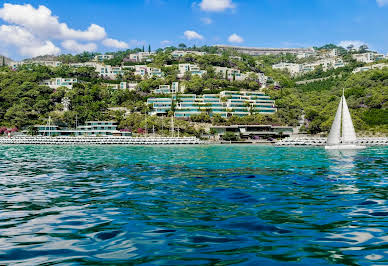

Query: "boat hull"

xmin=325 ymin=144 xmax=366 ymax=150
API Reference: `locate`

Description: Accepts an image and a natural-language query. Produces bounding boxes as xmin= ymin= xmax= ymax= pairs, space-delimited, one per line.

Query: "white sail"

xmin=327 ymin=97 xmax=343 ymax=145
xmin=341 ymin=95 xmax=357 ymax=143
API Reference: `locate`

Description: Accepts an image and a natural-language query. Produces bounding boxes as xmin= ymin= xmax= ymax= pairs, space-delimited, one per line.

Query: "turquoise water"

xmin=0 ymin=145 xmax=387 ymax=265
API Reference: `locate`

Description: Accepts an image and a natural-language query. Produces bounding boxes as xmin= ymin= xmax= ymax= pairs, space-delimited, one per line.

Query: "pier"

xmin=275 ymin=137 xmax=388 ymax=146
xmin=0 ymin=136 xmax=205 ymax=145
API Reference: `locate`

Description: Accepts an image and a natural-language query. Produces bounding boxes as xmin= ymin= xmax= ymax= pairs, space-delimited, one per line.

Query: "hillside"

xmin=0 ymin=44 xmax=387 ymax=136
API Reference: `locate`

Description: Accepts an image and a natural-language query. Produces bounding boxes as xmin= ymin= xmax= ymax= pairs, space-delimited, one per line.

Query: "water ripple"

xmin=0 ymin=145 xmax=387 ymax=265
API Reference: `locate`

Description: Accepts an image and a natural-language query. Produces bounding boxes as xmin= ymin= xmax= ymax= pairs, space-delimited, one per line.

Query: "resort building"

xmin=124 ymin=65 xmax=163 ymax=79
xmin=93 ymin=54 xmax=114 ymax=62
xmin=34 ymin=121 xmax=131 ymax=136
xmin=95 ymin=64 xmax=124 ymax=79
xmin=352 ymin=63 xmax=388 ymax=73
xmin=147 ymin=90 xmax=276 ymax=118
xmin=41 ymin=78 xmax=78 ymax=89
xmin=124 ymin=52 xmax=155 ymax=63
xmin=211 ymin=125 xmax=294 ymax=140
xmin=104 ymin=82 xmax=137 ymax=90
xmin=272 ymin=63 xmax=302 ymax=76
xmin=273 ymin=58 xmax=346 ymax=76
xmin=153 ymin=82 xmax=181 ymax=94
xmin=177 ymin=64 xmax=207 ymax=78
xmin=296 ymin=51 xmax=317 ymax=59
xmin=352 ymin=53 xmax=385 ymax=63
xmin=171 ymin=50 xmax=206 ymax=58
xmin=214 ymin=45 xmax=315 ymax=56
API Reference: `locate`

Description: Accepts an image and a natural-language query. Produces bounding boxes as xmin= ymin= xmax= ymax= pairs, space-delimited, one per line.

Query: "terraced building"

xmin=147 ymin=91 xmax=276 ymax=118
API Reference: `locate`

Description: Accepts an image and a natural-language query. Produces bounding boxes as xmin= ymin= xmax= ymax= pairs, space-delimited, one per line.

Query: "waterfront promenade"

xmin=0 ymin=136 xmax=204 ymax=145
xmin=276 ymin=137 xmax=388 ymax=146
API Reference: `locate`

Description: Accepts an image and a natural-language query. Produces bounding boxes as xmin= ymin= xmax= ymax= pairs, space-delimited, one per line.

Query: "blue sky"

xmin=0 ymin=0 xmax=387 ymax=59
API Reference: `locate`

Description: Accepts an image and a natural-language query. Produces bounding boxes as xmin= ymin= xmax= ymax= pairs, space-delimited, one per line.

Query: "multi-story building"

xmin=352 ymin=53 xmax=385 ymax=63
xmin=272 ymin=62 xmax=302 ymax=76
xmin=147 ymin=91 xmax=276 ymax=118
xmin=41 ymin=78 xmax=78 ymax=89
xmin=124 ymin=52 xmax=155 ymax=63
xmin=95 ymin=64 xmax=124 ymax=79
xmin=214 ymin=45 xmax=315 ymax=56
xmin=177 ymin=64 xmax=207 ymax=78
xmin=24 ymin=60 xmax=62 ymax=67
xmin=34 ymin=121 xmax=131 ymax=136
xmin=153 ymin=82 xmax=180 ymax=94
xmin=171 ymin=50 xmax=206 ymax=58
xmin=214 ymin=66 xmax=244 ymax=80
xmin=273 ymin=58 xmax=346 ymax=76
xmin=123 ymin=65 xmax=163 ymax=79
xmin=93 ymin=54 xmax=114 ymax=62
xmin=104 ymin=82 xmax=137 ymax=90
xmin=296 ymin=51 xmax=317 ymax=59
xmin=352 ymin=63 xmax=388 ymax=73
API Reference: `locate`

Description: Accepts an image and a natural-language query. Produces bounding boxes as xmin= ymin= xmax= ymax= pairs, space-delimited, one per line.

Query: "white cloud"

xmin=228 ymin=33 xmax=244 ymax=43
xmin=102 ymin=38 xmax=128 ymax=49
xmin=0 ymin=25 xmax=60 ymax=57
xmin=184 ymin=30 xmax=204 ymax=40
xmin=201 ymin=17 xmax=213 ymax=24
xmin=160 ymin=40 xmax=171 ymax=46
xmin=199 ymin=0 xmax=235 ymax=12
xmin=0 ymin=3 xmax=106 ymax=41
xmin=338 ymin=40 xmax=367 ymax=49
xmin=376 ymin=0 xmax=388 ymax=7
xmin=62 ymin=40 xmax=97 ymax=53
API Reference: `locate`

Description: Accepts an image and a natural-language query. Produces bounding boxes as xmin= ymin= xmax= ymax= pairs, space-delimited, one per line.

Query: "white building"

xmin=171 ymin=50 xmax=206 ymax=58
xmin=125 ymin=52 xmax=155 ymax=63
xmin=95 ymin=65 xmax=124 ymax=79
xmin=104 ymin=82 xmax=137 ymax=90
xmin=178 ymin=64 xmax=207 ymax=78
xmin=124 ymin=65 xmax=163 ymax=79
xmin=352 ymin=63 xmax=388 ymax=73
xmin=93 ymin=54 xmax=114 ymax=62
xmin=273 ymin=58 xmax=346 ymax=76
xmin=296 ymin=51 xmax=317 ymax=59
xmin=272 ymin=62 xmax=302 ymax=76
xmin=41 ymin=78 xmax=77 ymax=89
xmin=352 ymin=53 xmax=385 ymax=63
xmin=153 ymin=82 xmax=181 ymax=94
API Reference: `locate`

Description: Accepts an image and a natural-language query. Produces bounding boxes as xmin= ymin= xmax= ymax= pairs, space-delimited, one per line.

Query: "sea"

xmin=0 ymin=145 xmax=387 ymax=265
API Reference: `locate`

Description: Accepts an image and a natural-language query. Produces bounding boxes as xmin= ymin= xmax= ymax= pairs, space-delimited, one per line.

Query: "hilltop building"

xmin=153 ymin=82 xmax=182 ymax=94
xmin=352 ymin=63 xmax=388 ymax=73
xmin=352 ymin=53 xmax=385 ymax=63
xmin=124 ymin=52 xmax=155 ymax=63
xmin=177 ymin=64 xmax=207 ymax=78
xmin=41 ymin=78 xmax=78 ymax=89
xmin=171 ymin=50 xmax=206 ymax=58
xmin=214 ymin=45 xmax=315 ymax=56
xmin=272 ymin=58 xmax=346 ymax=76
xmin=123 ymin=65 xmax=163 ymax=79
xmin=93 ymin=54 xmax=114 ymax=62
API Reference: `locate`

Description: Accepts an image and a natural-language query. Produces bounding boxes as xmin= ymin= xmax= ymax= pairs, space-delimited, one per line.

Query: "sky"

xmin=0 ymin=0 xmax=387 ymax=60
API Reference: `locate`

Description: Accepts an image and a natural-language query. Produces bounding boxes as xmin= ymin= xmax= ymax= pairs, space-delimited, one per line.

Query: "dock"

xmin=275 ymin=137 xmax=388 ymax=146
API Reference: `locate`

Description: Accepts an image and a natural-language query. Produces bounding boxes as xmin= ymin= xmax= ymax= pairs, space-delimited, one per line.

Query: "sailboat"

xmin=325 ymin=90 xmax=366 ymax=150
